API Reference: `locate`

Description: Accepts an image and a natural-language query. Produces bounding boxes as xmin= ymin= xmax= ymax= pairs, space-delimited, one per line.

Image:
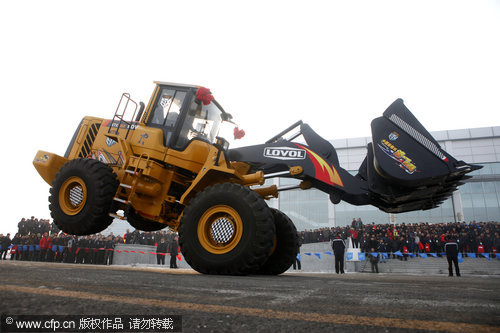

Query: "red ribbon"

xmin=233 ymin=127 xmax=245 ymax=140
xmin=196 ymin=87 xmax=214 ymax=105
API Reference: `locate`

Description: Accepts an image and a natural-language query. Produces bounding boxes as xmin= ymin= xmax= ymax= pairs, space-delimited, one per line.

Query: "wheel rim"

xmin=197 ymin=205 xmax=243 ymax=254
xmin=59 ymin=176 xmax=87 ymax=215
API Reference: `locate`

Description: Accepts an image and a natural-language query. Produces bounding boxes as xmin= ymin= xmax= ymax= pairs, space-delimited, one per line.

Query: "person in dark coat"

xmin=169 ymin=235 xmax=179 ymax=268
xmin=391 ymin=236 xmax=401 ymax=259
xmin=18 ymin=218 xmax=27 ymax=236
xmin=156 ymin=237 xmax=168 ymax=265
xmin=104 ymin=236 xmax=115 ymax=265
xmin=400 ymin=236 xmax=410 ymax=261
xmin=368 ymin=248 xmax=379 ymax=273
xmin=445 ymin=235 xmax=460 ymax=277
xmin=0 ymin=233 xmax=11 ymax=260
xmin=87 ymin=235 xmax=97 ymax=264
xmin=331 ymin=233 xmax=346 ymax=274
xmin=98 ymin=236 xmax=106 ymax=264
xmin=495 ymin=232 xmax=500 ymax=255
xmin=367 ymin=234 xmax=378 ymax=252
xmin=352 ymin=218 xmax=363 ymax=231
xmin=76 ymin=236 xmax=88 ymax=264
xmin=377 ymin=239 xmax=387 ymax=263
xmin=65 ymin=236 xmax=77 ymax=263
xmin=293 ymin=232 xmax=302 ymax=270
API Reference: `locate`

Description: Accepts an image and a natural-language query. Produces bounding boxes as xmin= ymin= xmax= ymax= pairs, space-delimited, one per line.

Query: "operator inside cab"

xmin=150 ymin=91 xmax=183 ymax=128
xmin=180 ymin=101 xmax=220 ymax=142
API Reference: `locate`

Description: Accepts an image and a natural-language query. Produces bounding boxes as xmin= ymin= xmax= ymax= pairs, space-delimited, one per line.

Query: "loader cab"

xmin=144 ymin=82 xmax=230 ymax=150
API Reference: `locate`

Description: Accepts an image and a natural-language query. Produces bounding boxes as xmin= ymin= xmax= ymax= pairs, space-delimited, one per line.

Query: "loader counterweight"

xmin=33 ymin=151 xmax=69 ymax=186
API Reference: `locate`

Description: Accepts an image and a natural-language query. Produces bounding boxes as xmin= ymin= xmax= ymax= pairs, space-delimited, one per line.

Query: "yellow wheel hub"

xmin=197 ymin=205 xmax=243 ymax=254
xmin=59 ymin=176 xmax=87 ymax=215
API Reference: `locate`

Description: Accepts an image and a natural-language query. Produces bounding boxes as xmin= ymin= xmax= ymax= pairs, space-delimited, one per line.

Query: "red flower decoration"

xmin=233 ymin=127 xmax=245 ymax=140
xmin=196 ymin=87 xmax=214 ymax=105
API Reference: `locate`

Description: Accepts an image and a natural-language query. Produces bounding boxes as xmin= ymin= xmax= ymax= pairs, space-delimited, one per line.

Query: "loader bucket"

xmin=360 ymin=99 xmax=481 ymax=213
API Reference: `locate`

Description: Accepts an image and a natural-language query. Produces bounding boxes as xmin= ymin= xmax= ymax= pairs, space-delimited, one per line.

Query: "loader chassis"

xmin=33 ymin=82 xmax=480 ymax=275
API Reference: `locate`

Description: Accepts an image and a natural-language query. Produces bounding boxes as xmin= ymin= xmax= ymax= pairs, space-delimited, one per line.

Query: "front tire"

xmin=179 ymin=183 xmax=275 ymax=275
xmin=49 ymin=158 xmax=119 ymax=235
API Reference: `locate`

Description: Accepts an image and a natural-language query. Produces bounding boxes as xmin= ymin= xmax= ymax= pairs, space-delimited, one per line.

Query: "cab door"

xmin=146 ymin=85 xmax=192 ymax=147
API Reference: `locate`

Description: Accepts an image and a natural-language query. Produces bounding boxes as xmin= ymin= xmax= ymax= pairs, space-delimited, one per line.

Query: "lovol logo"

xmin=263 ymin=147 xmax=306 ymax=160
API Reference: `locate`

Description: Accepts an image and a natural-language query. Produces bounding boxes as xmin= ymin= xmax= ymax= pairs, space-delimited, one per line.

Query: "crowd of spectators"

xmin=299 ymin=218 xmax=500 ymax=258
xmin=16 ymin=216 xmax=59 ymax=236
xmin=0 ymin=217 xmax=178 ymax=265
xmin=2 ymin=216 xmax=500 ymax=265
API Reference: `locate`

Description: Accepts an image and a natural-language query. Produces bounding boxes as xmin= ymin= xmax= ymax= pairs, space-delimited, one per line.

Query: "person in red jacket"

xmin=478 ymin=242 xmax=485 ymax=254
xmin=349 ymin=228 xmax=359 ymax=248
xmin=46 ymin=234 xmax=54 ymax=262
xmin=39 ymin=233 xmax=50 ymax=261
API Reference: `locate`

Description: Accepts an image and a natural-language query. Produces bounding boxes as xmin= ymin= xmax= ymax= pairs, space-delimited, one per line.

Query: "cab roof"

xmin=154 ymin=81 xmax=201 ymax=90
xmin=153 ymin=81 xmax=231 ymax=120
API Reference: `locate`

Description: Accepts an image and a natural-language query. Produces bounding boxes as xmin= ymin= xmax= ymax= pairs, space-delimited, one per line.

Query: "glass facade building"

xmin=271 ymin=126 xmax=500 ymax=231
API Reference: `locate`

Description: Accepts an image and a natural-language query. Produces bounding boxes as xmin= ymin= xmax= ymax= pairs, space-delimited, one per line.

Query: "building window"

xmin=459 ymin=162 xmax=500 ymax=222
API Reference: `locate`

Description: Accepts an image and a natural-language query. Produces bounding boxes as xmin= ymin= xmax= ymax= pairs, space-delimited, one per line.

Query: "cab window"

xmin=173 ymin=99 xmax=223 ymax=149
xmin=149 ymin=88 xmax=187 ymax=128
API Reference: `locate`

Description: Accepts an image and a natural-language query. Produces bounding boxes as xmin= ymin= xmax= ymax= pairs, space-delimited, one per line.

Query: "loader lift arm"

xmin=228 ymin=99 xmax=481 ymax=213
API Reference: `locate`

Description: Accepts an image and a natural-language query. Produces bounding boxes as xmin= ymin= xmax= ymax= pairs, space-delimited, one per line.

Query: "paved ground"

xmin=0 ymin=261 xmax=499 ymax=332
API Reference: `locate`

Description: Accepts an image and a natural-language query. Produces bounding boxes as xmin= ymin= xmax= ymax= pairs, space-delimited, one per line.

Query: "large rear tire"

xmin=126 ymin=207 xmax=167 ymax=231
xmin=179 ymin=183 xmax=275 ymax=275
xmin=256 ymin=209 xmax=299 ymax=275
xmin=49 ymin=158 xmax=119 ymax=235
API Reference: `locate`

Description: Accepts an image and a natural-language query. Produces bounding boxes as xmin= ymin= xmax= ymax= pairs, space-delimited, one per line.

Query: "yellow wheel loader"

xmin=33 ymin=81 xmax=480 ymax=275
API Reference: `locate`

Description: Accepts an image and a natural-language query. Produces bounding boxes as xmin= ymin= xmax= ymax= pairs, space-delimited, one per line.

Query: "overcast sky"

xmin=0 ymin=0 xmax=499 ymax=235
